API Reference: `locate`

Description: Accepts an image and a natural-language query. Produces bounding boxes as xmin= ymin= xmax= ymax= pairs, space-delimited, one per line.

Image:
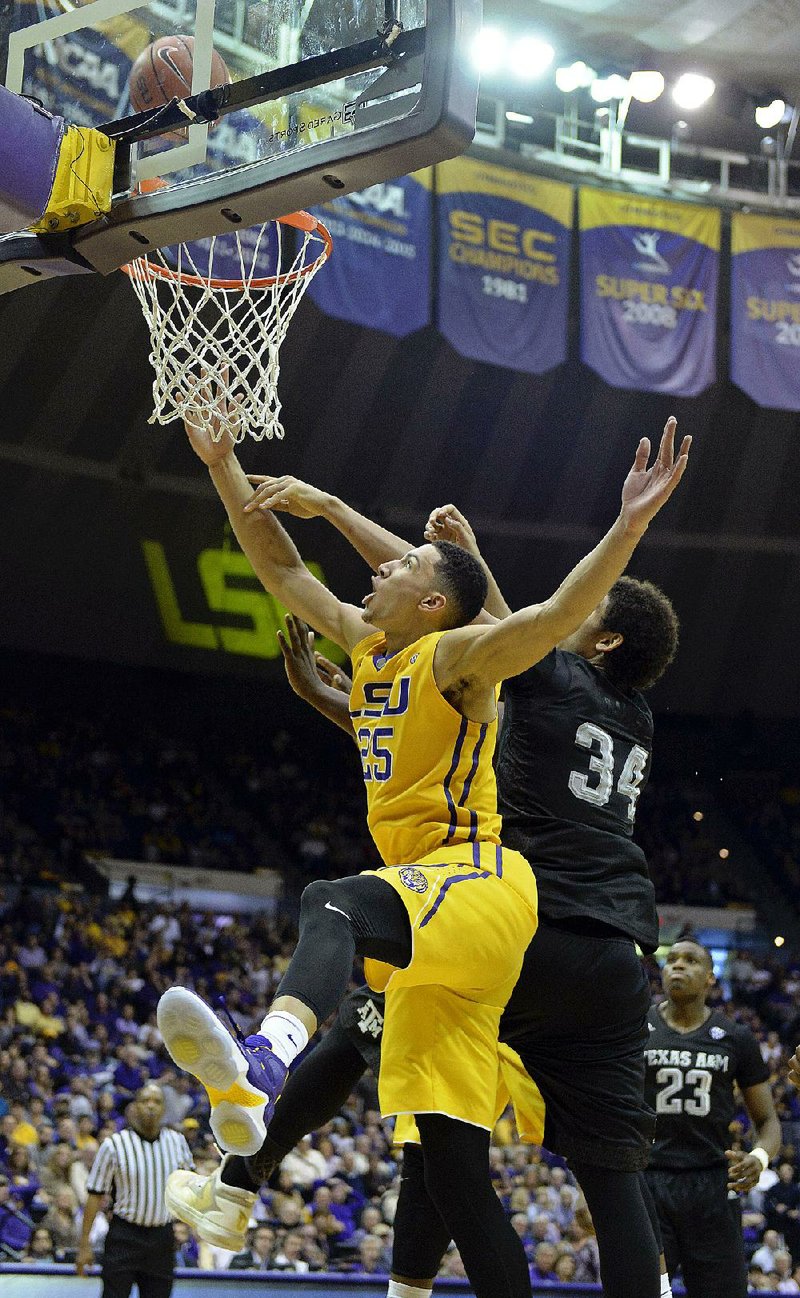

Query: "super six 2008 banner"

xmin=730 ymin=213 xmax=800 ymax=411
xmin=436 ymin=157 xmax=573 ymax=373
xmin=580 ymin=189 xmax=721 ymax=397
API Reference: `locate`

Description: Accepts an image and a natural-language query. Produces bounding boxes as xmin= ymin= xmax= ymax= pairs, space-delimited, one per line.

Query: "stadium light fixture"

xmin=555 ymin=60 xmax=595 ymax=93
xmin=471 ymin=26 xmax=508 ymax=75
xmin=775 ymin=935 xmax=786 ymax=948
xmin=508 ymin=35 xmax=554 ymax=81
xmin=505 ymin=111 xmax=535 ymax=124
xmin=755 ymin=98 xmax=787 ymax=129
xmin=629 ymin=70 xmax=665 ymax=104
xmin=591 ymin=74 xmax=629 ymax=103
xmin=672 ymin=73 xmax=716 ymax=111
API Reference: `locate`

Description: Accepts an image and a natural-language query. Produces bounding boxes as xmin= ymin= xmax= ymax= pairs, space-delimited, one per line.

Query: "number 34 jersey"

xmin=644 ymin=1006 xmax=769 ymax=1170
xmin=496 ymin=648 xmax=657 ymax=950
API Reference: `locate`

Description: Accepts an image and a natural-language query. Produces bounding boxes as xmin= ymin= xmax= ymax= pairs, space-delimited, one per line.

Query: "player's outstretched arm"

xmin=424 ymin=503 xmax=510 ymax=621
xmin=183 ymin=404 xmax=366 ymax=654
xmin=435 ymin=418 xmax=690 ymax=690
xmin=726 ymin=1082 xmax=781 ymax=1193
xmin=244 ymin=474 xmax=412 ymax=570
xmin=278 ymin=614 xmax=354 ymax=739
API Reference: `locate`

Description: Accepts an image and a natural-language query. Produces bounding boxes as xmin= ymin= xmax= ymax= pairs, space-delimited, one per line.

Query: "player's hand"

xmin=182 ymin=371 xmax=240 ymax=465
xmin=619 ymin=417 xmax=691 ymax=537
xmin=725 ymin=1148 xmax=764 ymax=1194
xmin=76 ymin=1242 xmax=93 ymax=1276
xmin=788 ymin=1046 xmax=800 ymax=1087
xmin=244 ymin=474 xmax=329 ymax=518
xmin=424 ymin=504 xmax=480 ymax=556
xmin=277 ymin=615 xmax=350 ymax=699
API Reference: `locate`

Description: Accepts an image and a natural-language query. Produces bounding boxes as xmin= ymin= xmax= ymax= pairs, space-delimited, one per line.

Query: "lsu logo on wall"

xmin=398 ymin=867 xmax=429 ymax=894
xmin=142 ymin=538 xmax=346 ymax=665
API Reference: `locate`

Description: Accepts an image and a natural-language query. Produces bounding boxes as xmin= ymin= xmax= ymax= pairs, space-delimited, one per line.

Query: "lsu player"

xmin=157 ymin=403 xmax=689 ymax=1298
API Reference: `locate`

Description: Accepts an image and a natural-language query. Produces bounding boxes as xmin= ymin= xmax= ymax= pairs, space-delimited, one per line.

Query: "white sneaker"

xmin=165 ymin=1158 xmax=256 ymax=1251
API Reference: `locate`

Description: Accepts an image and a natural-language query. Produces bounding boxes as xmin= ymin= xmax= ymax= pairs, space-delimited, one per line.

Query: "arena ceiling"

xmin=486 ymin=0 xmax=800 ymax=100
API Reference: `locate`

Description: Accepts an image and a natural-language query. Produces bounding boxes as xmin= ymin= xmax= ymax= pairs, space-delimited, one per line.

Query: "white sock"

xmin=660 ymin=1272 xmax=673 ymax=1297
xmin=387 ymin=1283 xmax=432 ymax=1298
xmin=257 ymin=1011 xmax=309 ymax=1066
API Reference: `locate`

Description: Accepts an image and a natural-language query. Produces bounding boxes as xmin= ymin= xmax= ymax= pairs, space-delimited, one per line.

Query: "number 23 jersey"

xmin=644 ymin=1005 xmax=769 ymax=1170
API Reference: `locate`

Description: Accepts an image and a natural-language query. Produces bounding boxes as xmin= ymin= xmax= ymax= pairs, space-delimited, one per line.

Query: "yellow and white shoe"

xmin=165 ymin=1158 xmax=256 ymax=1251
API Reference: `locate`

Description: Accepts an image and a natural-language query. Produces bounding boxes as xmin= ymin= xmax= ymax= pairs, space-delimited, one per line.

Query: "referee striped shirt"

xmin=87 ymin=1127 xmax=194 ymax=1227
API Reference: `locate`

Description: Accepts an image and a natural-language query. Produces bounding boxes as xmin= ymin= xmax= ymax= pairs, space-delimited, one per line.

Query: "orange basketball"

xmin=129 ymin=35 xmax=231 ymax=114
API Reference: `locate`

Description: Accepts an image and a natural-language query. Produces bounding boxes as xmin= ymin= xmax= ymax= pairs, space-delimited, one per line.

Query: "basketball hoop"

xmin=123 ymin=210 xmax=332 ymax=442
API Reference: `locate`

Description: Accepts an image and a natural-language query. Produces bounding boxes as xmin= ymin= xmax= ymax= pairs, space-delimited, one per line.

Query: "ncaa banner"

xmin=437 ymin=158 xmax=573 ymax=372
xmin=308 ymin=171 xmax=432 ymax=337
xmin=579 ymin=189 xmax=720 ymax=396
xmin=731 ymin=213 xmax=800 ymax=410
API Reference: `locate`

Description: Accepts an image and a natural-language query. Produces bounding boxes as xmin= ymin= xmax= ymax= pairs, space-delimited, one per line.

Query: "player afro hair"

xmin=431 ymin=540 xmax=488 ymax=628
xmin=600 ymin=576 xmax=679 ymax=693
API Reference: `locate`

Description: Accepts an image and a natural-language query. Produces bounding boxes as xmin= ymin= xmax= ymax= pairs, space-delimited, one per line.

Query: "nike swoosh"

xmin=324 ymin=901 xmax=351 ymax=919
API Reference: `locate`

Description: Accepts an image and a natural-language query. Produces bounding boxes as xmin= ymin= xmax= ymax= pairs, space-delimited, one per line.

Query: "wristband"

xmin=751 ymin=1146 xmax=770 ymax=1173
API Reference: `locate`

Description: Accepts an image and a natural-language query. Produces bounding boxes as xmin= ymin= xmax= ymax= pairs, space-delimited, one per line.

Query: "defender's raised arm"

xmin=433 ymin=418 xmax=690 ymax=694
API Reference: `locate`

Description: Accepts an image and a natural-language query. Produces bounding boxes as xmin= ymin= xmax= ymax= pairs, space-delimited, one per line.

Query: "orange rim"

xmin=121 ymin=210 xmax=332 ymax=290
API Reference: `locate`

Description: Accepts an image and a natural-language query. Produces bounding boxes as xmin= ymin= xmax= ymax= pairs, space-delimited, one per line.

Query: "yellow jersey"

xmin=350 ymin=630 xmax=502 ymax=866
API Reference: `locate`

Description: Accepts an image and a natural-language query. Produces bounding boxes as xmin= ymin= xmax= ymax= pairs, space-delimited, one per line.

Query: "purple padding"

xmin=0 ymin=85 xmax=65 ymax=232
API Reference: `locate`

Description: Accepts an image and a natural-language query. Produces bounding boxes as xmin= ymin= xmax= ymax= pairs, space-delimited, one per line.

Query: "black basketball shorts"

xmin=337 ymin=983 xmax=385 ymax=1077
xmin=499 ymin=918 xmax=656 ymax=1172
xmin=644 ymin=1165 xmax=747 ymax=1298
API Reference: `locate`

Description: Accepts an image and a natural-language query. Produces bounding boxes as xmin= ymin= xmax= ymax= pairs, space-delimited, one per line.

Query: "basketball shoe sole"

xmin=165 ymin=1160 xmax=256 ymax=1251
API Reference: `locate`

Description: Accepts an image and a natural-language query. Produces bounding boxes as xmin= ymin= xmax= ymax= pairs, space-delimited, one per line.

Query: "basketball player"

xmin=643 ymin=937 xmax=780 ymax=1297
xmin=159 ymin=405 xmax=688 ymax=1298
xmin=233 ymin=481 xmax=687 ymax=1298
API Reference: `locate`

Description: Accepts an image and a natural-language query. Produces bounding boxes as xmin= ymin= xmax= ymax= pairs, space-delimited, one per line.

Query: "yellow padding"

xmin=30 ymin=125 xmax=115 ymax=233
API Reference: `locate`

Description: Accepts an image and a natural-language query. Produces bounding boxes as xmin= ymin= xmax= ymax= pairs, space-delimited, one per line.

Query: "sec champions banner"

xmin=730 ymin=213 xmax=800 ymax=410
xmin=308 ymin=171 xmax=432 ymax=337
xmin=437 ymin=158 xmax=573 ymax=373
xmin=580 ymin=189 xmax=720 ymax=396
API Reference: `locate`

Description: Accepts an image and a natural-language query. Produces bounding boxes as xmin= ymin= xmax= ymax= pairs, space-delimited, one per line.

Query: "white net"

xmin=124 ymin=214 xmax=331 ymax=442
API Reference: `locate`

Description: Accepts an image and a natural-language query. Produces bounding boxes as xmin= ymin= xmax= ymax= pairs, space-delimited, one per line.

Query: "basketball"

xmin=128 ymin=35 xmax=231 ymax=114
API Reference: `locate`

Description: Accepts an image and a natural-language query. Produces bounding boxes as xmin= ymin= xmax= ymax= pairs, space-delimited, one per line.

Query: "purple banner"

xmin=308 ymin=172 xmax=432 ymax=337
xmin=731 ymin=213 xmax=800 ymax=411
xmin=437 ymin=157 xmax=572 ymax=373
xmin=579 ymin=189 xmax=720 ymax=397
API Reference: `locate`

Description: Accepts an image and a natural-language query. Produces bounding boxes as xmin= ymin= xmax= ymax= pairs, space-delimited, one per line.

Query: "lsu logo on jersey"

xmin=398 ymin=867 xmax=429 ymax=894
xmin=361 ymin=677 xmax=411 ymax=717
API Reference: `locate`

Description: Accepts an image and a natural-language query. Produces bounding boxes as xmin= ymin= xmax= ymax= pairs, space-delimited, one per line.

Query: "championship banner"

xmin=579 ymin=189 xmax=720 ymax=396
xmin=437 ymin=158 xmax=573 ymax=373
xmin=730 ymin=213 xmax=800 ymax=410
xmin=308 ymin=170 xmax=433 ymax=337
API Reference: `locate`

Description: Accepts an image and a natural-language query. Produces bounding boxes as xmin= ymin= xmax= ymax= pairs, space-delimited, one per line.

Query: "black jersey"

xmin=644 ymin=1005 xmax=769 ymax=1170
xmin=496 ymin=649 xmax=658 ymax=950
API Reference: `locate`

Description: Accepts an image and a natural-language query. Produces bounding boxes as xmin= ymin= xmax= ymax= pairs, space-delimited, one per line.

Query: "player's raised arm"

xmin=278 ymin=614 xmax=354 ymax=740
xmin=183 ymin=403 xmax=367 ymax=654
xmin=424 ymin=503 xmax=509 ymax=621
xmin=244 ymin=474 xmax=412 ymax=570
xmin=435 ymin=418 xmax=691 ymax=691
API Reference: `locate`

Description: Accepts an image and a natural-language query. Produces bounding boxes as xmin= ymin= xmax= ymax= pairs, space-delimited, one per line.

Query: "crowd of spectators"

xmin=0 ymin=698 xmax=760 ymax=909
xmin=1 ymin=883 xmax=800 ymax=1291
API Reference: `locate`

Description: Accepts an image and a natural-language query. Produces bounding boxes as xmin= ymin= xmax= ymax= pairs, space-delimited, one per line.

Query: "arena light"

xmin=506 ymin=111 xmax=534 ymax=124
xmin=755 ymin=98 xmax=787 ymax=129
xmin=508 ymin=35 xmax=554 ymax=81
xmin=775 ymin=935 xmax=786 ymax=948
xmin=555 ymin=60 xmax=595 ymax=93
xmin=471 ymin=26 xmax=508 ymax=75
xmin=692 ymin=811 xmax=704 ymax=821
xmin=629 ymin=70 xmax=665 ymax=104
xmin=672 ymin=73 xmax=716 ymax=111
xmin=719 ymin=848 xmax=730 ymax=859
xmin=591 ymin=74 xmax=629 ymax=103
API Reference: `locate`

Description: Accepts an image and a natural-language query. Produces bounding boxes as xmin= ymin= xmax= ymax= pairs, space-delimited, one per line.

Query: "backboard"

xmin=0 ymin=0 xmax=480 ymax=286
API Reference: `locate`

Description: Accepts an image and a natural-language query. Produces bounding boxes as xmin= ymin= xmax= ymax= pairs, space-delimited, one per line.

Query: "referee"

xmin=77 ymin=1082 xmax=194 ymax=1297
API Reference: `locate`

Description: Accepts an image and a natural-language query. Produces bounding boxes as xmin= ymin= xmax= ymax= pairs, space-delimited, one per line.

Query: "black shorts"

xmin=337 ymin=984 xmax=385 ymax=1076
xmin=644 ymin=1166 xmax=747 ymax=1298
xmin=499 ymin=918 xmax=655 ymax=1172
